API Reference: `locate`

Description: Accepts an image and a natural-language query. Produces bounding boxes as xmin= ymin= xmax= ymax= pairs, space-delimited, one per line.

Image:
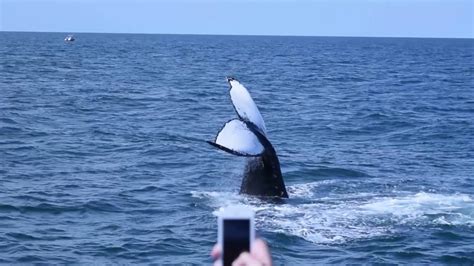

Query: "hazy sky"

xmin=1 ymin=0 xmax=473 ymax=38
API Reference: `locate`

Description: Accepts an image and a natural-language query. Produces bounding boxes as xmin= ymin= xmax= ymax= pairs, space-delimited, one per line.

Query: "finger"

xmin=232 ymin=252 xmax=262 ymax=266
xmin=211 ymin=243 xmax=222 ymax=260
xmin=251 ymin=239 xmax=272 ymax=266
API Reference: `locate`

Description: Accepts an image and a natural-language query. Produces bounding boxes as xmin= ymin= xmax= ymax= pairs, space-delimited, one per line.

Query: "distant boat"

xmin=64 ymin=35 xmax=75 ymax=42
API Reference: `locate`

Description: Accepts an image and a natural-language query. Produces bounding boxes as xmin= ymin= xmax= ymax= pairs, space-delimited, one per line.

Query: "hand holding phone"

xmin=218 ymin=205 xmax=255 ymax=266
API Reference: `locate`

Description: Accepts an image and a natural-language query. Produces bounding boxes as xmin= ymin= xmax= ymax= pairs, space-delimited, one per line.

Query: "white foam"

xmin=286 ymin=180 xmax=337 ymax=198
xmin=360 ymin=192 xmax=474 ymax=226
xmin=192 ymin=187 xmax=474 ymax=244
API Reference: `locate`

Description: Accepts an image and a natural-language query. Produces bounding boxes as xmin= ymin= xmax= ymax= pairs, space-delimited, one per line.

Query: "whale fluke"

xmin=208 ymin=78 xmax=289 ymax=198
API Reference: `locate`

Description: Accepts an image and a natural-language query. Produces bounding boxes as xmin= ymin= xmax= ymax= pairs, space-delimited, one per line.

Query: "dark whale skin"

xmin=239 ymin=122 xmax=289 ymax=198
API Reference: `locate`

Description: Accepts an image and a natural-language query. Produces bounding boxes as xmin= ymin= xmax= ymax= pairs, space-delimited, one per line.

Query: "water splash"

xmin=192 ymin=184 xmax=474 ymax=244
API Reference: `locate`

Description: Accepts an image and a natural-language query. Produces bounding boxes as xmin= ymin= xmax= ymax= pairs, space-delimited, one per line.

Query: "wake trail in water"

xmin=192 ymin=182 xmax=474 ymax=244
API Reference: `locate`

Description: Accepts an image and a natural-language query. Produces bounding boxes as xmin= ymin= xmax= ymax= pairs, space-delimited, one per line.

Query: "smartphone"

xmin=218 ymin=206 xmax=255 ymax=266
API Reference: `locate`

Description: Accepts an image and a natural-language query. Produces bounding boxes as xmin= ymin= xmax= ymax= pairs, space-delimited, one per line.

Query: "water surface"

xmin=1 ymin=32 xmax=473 ymax=264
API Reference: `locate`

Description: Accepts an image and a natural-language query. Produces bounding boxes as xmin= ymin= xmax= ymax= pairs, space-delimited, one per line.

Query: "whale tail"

xmin=208 ymin=77 xmax=268 ymax=156
xmin=208 ymin=78 xmax=289 ymax=198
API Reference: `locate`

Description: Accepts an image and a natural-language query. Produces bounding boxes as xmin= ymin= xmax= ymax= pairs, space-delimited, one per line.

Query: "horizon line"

xmin=1 ymin=30 xmax=473 ymax=40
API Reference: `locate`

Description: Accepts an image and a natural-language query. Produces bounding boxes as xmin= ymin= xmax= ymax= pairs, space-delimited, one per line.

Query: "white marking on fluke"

xmin=228 ymin=78 xmax=267 ymax=135
xmin=214 ymin=119 xmax=264 ymax=156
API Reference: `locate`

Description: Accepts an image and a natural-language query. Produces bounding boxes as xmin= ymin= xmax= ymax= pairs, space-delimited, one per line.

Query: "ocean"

xmin=0 ymin=32 xmax=473 ymax=264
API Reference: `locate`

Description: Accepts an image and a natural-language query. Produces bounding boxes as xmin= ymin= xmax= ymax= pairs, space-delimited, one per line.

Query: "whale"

xmin=207 ymin=78 xmax=289 ymax=198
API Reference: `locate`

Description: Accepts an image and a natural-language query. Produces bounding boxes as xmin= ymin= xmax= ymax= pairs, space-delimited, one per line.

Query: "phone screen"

xmin=223 ymin=219 xmax=250 ymax=265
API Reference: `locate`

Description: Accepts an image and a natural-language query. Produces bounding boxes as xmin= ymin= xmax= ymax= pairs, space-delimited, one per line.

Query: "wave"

xmin=191 ymin=183 xmax=474 ymax=244
xmin=0 ymin=118 xmax=18 ymax=125
xmin=285 ymin=167 xmax=370 ymax=179
xmin=0 ymin=201 xmax=122 ymax=215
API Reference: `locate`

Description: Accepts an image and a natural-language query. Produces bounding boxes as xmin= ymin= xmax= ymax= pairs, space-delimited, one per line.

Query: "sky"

xmin=0 ymin=0 xmax=473 ymax=38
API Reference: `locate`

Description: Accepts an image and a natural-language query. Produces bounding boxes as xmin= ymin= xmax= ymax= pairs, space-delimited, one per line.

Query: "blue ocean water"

xmin=0 ymin=32 xmax=473 ymax=264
